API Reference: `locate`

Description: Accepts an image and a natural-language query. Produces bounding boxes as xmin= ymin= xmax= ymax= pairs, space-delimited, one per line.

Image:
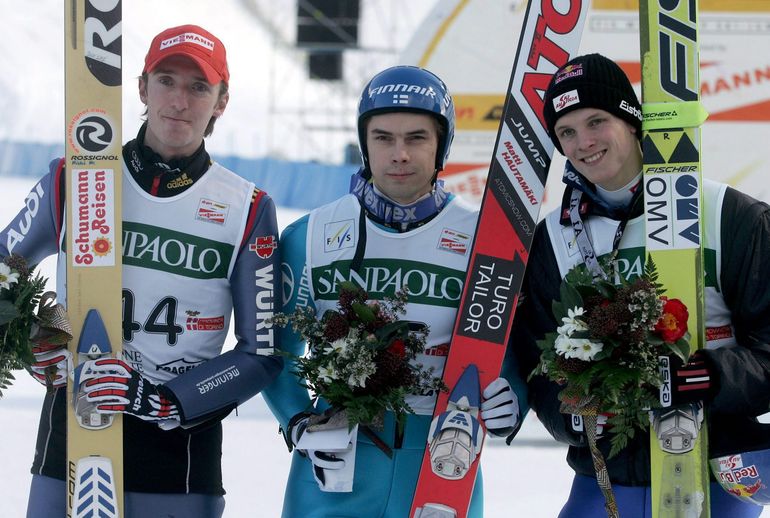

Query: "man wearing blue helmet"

xmin=263 ymin=65 xmax=525 ymax=517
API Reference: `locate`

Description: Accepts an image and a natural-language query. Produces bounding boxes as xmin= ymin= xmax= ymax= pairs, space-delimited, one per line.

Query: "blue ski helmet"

xmin=711 ymin=448 xmax=770 ymax=505
xmin=357 ymin=65 xmax=455 ymax=172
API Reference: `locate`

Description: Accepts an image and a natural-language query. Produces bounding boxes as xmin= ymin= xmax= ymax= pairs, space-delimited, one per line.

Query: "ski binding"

xmin=72 ymin=309 xmax=114 ymax=430
xmin=426 ymin=364 xmax=483 ymax=481
xmin=650 ymin=402 xmax=704 ymax=454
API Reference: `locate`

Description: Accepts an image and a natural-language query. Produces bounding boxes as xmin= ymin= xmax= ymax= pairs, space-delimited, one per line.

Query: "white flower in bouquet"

xmin=0 ymin=263 xmax=20 ymax=290
xmin=318 ymin=364 xmax=339 ymax=383
xmin=568 ymin=338 xmax=603 ymax=361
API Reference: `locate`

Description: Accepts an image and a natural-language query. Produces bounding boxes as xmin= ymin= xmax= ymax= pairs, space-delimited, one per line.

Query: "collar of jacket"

xmin=557 ymin=161 xmax=643 ymax=225
xmin=122 ymin=123 xmax=211 ymax=197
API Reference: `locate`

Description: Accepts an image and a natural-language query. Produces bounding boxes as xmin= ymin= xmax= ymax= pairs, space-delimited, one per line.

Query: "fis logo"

xmin=324 ymin=220 xmax=355 ymax=252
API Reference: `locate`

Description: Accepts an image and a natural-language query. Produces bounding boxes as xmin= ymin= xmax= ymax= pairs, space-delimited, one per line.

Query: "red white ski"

xmin=410 ymin=1 xmax=590 ymax=516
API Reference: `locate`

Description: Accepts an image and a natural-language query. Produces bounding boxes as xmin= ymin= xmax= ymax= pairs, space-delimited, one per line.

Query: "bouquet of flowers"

xmin=532 ymin=256 xmax=692 ymax=459
xmin=0 ymin=255 xmax=48 ymax=396
xmin=272 ymin=281 xmax=445 ymax=429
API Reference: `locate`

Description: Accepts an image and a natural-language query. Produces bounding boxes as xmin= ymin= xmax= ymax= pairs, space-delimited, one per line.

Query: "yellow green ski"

xmin=638 ymin=0 xmax=710 ymax=516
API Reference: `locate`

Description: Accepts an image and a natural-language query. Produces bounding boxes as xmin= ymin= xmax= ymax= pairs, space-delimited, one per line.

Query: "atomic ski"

xmin=64 ymin=1 xmax=124 ymax=516
xmin=638 ymin=0 xmax=710 ymax=516
xmin=410 ymin=1 xmax=590 ymax=516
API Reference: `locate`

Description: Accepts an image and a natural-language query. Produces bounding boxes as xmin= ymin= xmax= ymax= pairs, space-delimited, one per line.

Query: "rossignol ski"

xmin=410 ymin=1 xmax=590 ymax=516
xmin=639 ymin=0 xmax=710 ymax=516
xmin=64 ymin=1 xmax=123 ymax=516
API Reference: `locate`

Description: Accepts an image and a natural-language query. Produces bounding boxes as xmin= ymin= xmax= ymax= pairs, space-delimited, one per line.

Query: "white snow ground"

xmin=3 ymin=177 xmax=768 ymax=517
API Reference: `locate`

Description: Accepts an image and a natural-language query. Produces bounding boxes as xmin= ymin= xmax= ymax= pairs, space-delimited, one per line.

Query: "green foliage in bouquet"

xmin=0 ymin=255 xmax=47 ymax=396
xmin=532 ymin=256 xmax=692 ymax=457
xmin=272 ymin=281 xmax=445 ymax=429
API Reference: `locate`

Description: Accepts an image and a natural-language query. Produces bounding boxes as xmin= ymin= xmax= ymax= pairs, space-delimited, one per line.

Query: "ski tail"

xmin=409 ymin=1 xmax=591 ymax=515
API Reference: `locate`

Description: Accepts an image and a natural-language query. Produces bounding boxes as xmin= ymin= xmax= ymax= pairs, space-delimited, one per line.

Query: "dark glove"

xmin=80 ymin=358 xmax=179 ymax=422
xmin=662 ymin=352 xmax=718 ymax=407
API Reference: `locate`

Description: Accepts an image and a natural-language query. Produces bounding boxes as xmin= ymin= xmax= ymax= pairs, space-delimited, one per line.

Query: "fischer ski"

xmin=410 ymin=1 xmax=590 ymax=516
xmin=638 ymin=0 xmax=710 ymax=516
xmin=64 ymin=1 xmax=124 ymax=516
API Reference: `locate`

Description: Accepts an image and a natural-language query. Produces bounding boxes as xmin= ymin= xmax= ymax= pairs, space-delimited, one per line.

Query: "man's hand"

xmin=29 ymin=340 xmax=71 ymax=389
xmin=288 ymin=413 xmax=347 ymax=476
xmin=80 ymin=358 xmax=179 ymax=422
xmin=481 ymin=377 xmax=521 ymax=438
xmin=571 ymin=412 xmax=615 ymax=439
xmin=286 ymin=412 xmax=357 ymax=492
xmin=664 ymin=352 xmax=718 ymax=407
xmin=29 ymin=295 xmax=73 ymax=390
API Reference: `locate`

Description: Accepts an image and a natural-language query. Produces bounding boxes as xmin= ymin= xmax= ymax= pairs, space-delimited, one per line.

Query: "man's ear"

xmin=138 ymin=77 xmax=148 ymax=105
xmin=213 ymin=90 xmax=229 ymax=118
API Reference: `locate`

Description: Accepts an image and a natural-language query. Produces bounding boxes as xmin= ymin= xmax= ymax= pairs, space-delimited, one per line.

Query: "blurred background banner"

xmin=3 ymin=0 xmax=768 ymax=214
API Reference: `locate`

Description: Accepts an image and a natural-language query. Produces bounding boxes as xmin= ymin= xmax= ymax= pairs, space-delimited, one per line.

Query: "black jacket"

xmin=508 ymin=177 xmax=770 ymax=486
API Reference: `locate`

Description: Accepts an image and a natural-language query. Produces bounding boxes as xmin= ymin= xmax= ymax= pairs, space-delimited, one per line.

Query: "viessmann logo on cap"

xmin=160 ymin=32 xmax=215 ymax=52
xmin=553 ymin=90 xmax=580 ymax=112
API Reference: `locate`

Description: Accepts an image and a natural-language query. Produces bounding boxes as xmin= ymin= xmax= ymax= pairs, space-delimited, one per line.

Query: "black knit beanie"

xmin=543 ymin=53 xmax=642 ymax=154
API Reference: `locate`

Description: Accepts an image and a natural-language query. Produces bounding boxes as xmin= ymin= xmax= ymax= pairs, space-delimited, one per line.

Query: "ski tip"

xmin=78 ymin=309 xmax=112 ymax=356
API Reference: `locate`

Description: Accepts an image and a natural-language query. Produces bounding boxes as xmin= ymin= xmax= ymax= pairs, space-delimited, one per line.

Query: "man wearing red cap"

xmin=0 ymin=25 xmax=281 ymax=517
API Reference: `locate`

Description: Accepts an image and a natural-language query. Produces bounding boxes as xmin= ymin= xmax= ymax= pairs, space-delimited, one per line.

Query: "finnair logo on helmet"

xmin=554 ymin=90 xmax=580 ymax=112
xmin=370 ymin=83 xmax=437 ymax=100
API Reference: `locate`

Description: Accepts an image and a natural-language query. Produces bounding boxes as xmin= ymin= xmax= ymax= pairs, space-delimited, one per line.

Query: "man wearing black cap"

xmin=0 ymin=24 xmax=281 ymax=517
xmin=509 ymin=53 xmax=770 ymax=517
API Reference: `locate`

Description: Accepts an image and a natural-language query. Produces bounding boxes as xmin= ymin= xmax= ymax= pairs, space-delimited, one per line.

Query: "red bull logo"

xmin=715 ymin=461 xmax=763 ymax=497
